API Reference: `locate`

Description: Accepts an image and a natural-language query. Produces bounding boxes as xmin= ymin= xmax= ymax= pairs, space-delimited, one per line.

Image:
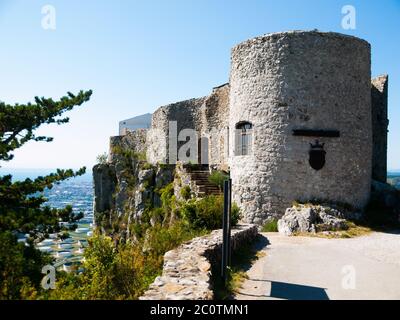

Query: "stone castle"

xmin=95 ymin=30 xmax=388 ymax=225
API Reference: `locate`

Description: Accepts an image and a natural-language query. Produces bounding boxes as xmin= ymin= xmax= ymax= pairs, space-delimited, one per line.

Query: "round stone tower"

xmin=229 ymin=31 xmax=372 ymax=224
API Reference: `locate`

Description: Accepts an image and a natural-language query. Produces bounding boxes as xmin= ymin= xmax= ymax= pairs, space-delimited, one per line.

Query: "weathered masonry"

xmin=103 ymin=30 xmax=389 ymax=224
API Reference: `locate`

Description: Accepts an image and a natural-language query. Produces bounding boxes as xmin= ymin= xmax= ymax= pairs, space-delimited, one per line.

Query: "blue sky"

xmin=0 ymin=0 xmax=399 ymax=170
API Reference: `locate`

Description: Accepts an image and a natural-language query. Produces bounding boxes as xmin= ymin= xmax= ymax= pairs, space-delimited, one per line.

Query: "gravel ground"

xmin=235 ymin=231 xmax=400 ymax=300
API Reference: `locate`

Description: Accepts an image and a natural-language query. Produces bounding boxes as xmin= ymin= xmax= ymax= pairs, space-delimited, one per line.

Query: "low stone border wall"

xmin=139 ymin=224 xmax=258 ymax=300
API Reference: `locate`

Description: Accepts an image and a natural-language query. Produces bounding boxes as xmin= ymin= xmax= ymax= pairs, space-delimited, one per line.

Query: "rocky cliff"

xmin=92 ymin=129 xmax=174 ymax=241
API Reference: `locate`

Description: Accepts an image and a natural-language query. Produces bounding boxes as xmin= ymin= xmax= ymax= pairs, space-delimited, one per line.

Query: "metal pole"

xmin=227 ymin=178 xmax=232 ymax=266
xmin=221 ymin=179 xmax=229 ymax=283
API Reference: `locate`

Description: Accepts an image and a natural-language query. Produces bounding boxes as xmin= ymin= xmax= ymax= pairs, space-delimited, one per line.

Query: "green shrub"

xmin=149 ymin=207 xmax=165 ymax=223
xmin=157 ymin=183 xmax=179 ymax=224
xmin=49 ymin=235 xmax=146 ymax=300
xmin=144 ymin=221 xmax=207 ymax=258
xmin=180 ymin=185 xmax=191 ymax=200
xmin=111 ymin=146 xmax=146 ymax=162
xmin=261 ymin=219 xmax=278 ymax=232
xmin=96 ymin=152 xmax=108 ymax=164
xmin=160 ymin=183 xmax=174 ymax=212
xmin=140 ymin=162 xmax=154 ymax=170
xmin=134 ymin=151 xmax=147 ymax=162
xmin=208 ymin=170 xmax=229 ymax=190
xmin=136 ymin=207 xmax=165 ymax=230
xmin=129 ymin=221 xmax=146 ymax=239
xmin=180 ymin=195 xmax=241 ymax=230
xmin=0 ymin=231 xmax=52 ymax=300
xmin=157 ymin=163 xmax=172 ymax=170
xmin=48 ymin=221 xmax=208 ymax=300
xmin=142 ymin=180 xmax=151 ymax=189
xmin=185 ymin=161 xmax=201 ymax=171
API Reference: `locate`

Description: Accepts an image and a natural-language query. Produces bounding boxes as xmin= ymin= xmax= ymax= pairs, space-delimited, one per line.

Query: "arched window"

xmin=235 ymin=122 xmax=253 ymax=156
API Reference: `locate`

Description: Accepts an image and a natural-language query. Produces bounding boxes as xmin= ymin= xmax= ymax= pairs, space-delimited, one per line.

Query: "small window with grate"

xmin=235 ymin=122 xmax=253 ymax=156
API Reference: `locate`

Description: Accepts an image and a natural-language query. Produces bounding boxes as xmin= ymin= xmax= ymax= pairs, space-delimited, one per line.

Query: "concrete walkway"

xmin=235 ymin=232 xmax=400 ymax=300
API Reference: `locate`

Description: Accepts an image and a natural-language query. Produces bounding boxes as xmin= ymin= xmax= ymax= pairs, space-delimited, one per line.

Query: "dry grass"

xmin=229 ymin=270 xmax=249 ymax=291
xmin=295 ymin=222 xmax=373 ymax=239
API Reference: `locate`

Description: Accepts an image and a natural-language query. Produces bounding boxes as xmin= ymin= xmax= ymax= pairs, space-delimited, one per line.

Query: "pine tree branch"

xmin=0 ymin=90 xmax=92 ymax=161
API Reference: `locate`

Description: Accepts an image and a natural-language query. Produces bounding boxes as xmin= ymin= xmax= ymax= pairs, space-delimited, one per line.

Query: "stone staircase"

xmin=187 ymin=170 xmax=222 ymax=197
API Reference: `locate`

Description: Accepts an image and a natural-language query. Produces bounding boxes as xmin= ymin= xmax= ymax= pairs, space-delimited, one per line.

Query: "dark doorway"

xmin=198 ymin=137 xmax=209 ymax=165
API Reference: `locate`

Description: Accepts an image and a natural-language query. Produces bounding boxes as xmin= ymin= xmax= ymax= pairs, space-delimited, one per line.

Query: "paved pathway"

xmin=235 ymin=231 xmax=400 ymax=300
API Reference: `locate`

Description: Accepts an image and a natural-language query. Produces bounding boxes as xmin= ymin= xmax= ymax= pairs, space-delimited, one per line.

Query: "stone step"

xmin=197 ymin=191 xmax=222 ymax=197
xmin=184 ymin=168 xmax=221 ymax=196
xmin=198 ymin=187 xmax=221 ymax=192
xmin=200 ymin=181 xmax=218 ymax=185
xmin=200 ymin=187 xmax=221 ymax=191
xmin=190 ymin=172 xmax=209 ymax=174
xmin=196 ymin=182 xmax=218 ymax=186
xmin=189 ymin=174 xmax=210 ymax=178
xmin=196 ymin=182 xmax=219 ymax=186
xmin=197 ymin=183 xmax=217 ymax=186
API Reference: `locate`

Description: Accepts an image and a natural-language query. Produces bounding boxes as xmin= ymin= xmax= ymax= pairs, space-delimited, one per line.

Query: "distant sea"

xmin=0 ymin=168 xmax=93 ymax=213
xmin=388 ymin=171 xmax=400 ymax=189
xmin=0 ymin=168 xmax=93 ymax=270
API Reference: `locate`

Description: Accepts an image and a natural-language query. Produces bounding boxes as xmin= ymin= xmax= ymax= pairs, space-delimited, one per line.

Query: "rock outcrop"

xmin=277 ymin=204 xmax=359 ymax=236
xmin=93 ymin=163 xmax=117 ymax=215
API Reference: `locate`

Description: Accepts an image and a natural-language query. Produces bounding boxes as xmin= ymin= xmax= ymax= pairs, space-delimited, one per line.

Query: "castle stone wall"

xmin=109 ymin=129 xmax=147 ymax=162
xmin=146 ymin=97 xmax=206 ymax=164
xmin=146 ymin=107 xmax=170 ymax=164
xmin=146 ymin=86 xmax=230 ymax=168
xmin=371 ymin=75 xmax=388 ymax=182
xmin=229 ymin=31 xmax=372 ymax=224
xmin=200 ymin=84 xmax=230 ymax=169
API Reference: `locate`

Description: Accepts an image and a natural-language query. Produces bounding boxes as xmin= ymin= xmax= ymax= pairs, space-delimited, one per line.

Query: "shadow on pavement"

xmin=237 ymin=279 xmax=329 ymax=300
xmin=269 ymin=281 xmax=329 ymax=300
xmin=253 ymin=234 xmax=270 ymax=251
xmin=239 ymin=234 xmax=271 ymax=272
